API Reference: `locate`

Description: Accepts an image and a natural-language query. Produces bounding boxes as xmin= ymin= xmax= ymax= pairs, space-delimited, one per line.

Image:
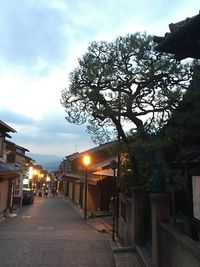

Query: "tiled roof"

xmin=92 ymin=168 xmax=117 ymax=177
xmin=0 ymin=162 xmax=19 ymax=179
xmin=154 ymin=12 xmax=200 ymax=60
xmin=62 ymin=172 xmax=83 ymax=179
xmin=0 ymin=120 xmax=16 ymax=133
xmin=88 ymin=156 xmax=118 ymax=171
xmin=67 ymin=141 xmax=116 ymax=160
xmin=0 ymin=162 xmax=18 ymax=172
xmin=173 ymin=152 xmax=200 ymax=164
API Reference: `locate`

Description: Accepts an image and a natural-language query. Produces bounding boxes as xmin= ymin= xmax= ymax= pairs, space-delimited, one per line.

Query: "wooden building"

xmin=59 ymin=142 xmax=118 ymax=217
xmin=0 ymin=120 xmax=19 ymax=218
xmin=5 ymin=140 xmax=34 ymax=207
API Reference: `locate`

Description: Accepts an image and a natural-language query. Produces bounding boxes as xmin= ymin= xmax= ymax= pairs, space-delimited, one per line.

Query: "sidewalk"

xmin=61 ymin=194 xmax=143 ymax=267
xmin=88 ymin=217 xmax=142 ymax=267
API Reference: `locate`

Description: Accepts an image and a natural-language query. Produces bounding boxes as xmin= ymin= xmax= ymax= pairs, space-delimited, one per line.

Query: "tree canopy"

xmin=61 ymin=32 xmax=192 ymax=145
xmin=163 ymin=63 xmax=200 ymax=153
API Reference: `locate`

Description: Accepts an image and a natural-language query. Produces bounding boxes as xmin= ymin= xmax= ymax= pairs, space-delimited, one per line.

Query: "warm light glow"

xmin=82 ymin=155 xmax=91 ymax=167
xmin=38 ymin=173 xmax=44 ymax=179
xmin=33 ymin=169 xmax=38 ymax=176
xmin=28 ymin=166 xmax=33 ymax=180
xmin=46 ymin=176 xmax=51 ymax=182
xmin=23 ymin=178 xmax=29 ymax=185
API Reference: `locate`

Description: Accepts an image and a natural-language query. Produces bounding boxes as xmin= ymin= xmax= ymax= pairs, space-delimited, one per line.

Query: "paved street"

xmin=0 ymin=196 xmax=115 ymax=267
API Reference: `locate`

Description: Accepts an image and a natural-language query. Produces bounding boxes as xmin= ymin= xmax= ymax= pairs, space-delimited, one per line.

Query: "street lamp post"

xmin=110 ymin=160 xmax=118 ymax=241
xmin=82 ymin=155 xmax=91 ymax=220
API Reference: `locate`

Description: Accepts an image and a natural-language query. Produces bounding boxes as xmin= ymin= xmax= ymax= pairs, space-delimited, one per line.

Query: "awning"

xmin=88 ymin=177 xmax=102 ymax=185
xmin=92 ymin=168 xmax=117 ymax=177
xmin=0 ymin=172 xmax=20 ymax=180
xmin=0 ymin=162 xmax=19 ymax=172
xmin=87 ymin=156 xmax=118 ymax=172
xmin=62 ymin=172 xmax=83 ymax=180
xmin=61 ymin=164 xmax=117 ymax=185
xmin=0 ymin=162 xmax=20 ymax=180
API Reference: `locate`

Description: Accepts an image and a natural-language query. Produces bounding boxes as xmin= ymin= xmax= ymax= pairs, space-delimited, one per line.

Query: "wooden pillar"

xmin=150 ymin=193 xmax=170 ymax=267
xmin=131 ymin=187 xmax=144 ymax=245
xmin=7 ymin=179 xmax=12 ymax=212
xmin=72 ymin=182 xmax=75 ymax=201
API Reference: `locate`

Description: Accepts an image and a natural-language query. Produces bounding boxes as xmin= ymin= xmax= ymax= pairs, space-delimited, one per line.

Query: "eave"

xmin=0 ymin=120 xmax=16 ymax=133
xmin=154 ymin=12 xmax=200 ymax=60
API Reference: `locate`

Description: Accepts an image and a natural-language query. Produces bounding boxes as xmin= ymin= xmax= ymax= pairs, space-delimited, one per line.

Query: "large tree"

xmin=61 ymin=32 xmax=193 ymax=182
xmin=164 ymin=63 xmax=200 ymax=153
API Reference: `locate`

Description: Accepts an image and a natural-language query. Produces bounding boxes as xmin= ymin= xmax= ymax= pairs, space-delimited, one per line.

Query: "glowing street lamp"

xmin=46 ymin=176 xmax=51 ymax=182
xmin=83 ymin=155 xmax=91 ymax=167
xmin=82 ymin=155 xmax=91 ymax=220
xmin=33 ymin=169 xmax=38 ymax=176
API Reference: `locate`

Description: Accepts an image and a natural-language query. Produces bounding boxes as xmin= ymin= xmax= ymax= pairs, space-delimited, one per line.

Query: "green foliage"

xmin=163 ymin=63 xmax=200 ymax=153
xmin=61 ymin=32 xmax=192 ymax=144
xmin=61 ymin=32 xmax=193 ymax=187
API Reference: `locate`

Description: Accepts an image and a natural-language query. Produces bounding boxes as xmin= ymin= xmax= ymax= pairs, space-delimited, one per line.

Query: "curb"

xmin=0 ymin=216 xmax=6 ymax=225
xmin=113 ymin=251 xmax=141 ymax=267
xmin=113 ymin=246 xmax=135 ymax=253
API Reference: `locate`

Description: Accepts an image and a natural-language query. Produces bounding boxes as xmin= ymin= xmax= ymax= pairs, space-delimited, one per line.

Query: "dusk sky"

xmin=0 ymin=0 xmax=198 ymax=158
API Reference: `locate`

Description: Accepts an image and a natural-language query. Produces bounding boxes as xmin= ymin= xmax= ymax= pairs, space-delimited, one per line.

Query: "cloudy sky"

xmin=0 ymin=0 xmax=199 ymax=158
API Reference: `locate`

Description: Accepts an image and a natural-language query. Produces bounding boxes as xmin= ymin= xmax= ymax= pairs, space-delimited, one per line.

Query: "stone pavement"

xmin=113 ymin=251 xmax=140 ymax=267
xmin=61 ymin=194 xmax=144 ymax=267
xmin=88 ymin=217 xmax=142 ymax=267
xmin=0 ymin=195 xmax=115 ymax=267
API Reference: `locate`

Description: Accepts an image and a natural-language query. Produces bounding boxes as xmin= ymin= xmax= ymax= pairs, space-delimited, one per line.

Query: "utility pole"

xmin=116 ymin=83 xmax=121 ymax=237
xmin=110 ymin=160 xmax=118 ymax=241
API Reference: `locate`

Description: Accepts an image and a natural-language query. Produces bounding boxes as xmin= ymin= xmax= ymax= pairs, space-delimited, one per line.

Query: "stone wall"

xmin=118 ymin=194 xmax=133 ymax=246
xmin=117 ymin=188 xmax=200 ymax=267
xmin=160 ymin=223 xmax=200 ymax=267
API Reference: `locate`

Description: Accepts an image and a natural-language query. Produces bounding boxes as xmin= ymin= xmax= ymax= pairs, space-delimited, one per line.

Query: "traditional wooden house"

xmin=0 ymin=120 xmax=19 ymax=218
xmin=59 ymin=142 xmax=118 ymax=217
xmin=5 ymin=140 xmax=35 ymax=207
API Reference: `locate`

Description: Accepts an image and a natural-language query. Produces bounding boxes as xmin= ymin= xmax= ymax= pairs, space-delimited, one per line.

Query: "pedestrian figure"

xmin=45 ymin=187 xmax=49 ymax=198
xmin=38 ymin=189 xmax=42 ymax=197
xmin=51 ymin=188 xmax=55 ymax=198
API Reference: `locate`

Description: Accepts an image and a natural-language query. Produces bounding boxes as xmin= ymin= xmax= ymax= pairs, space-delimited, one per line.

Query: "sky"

xmin=0 ymin=0 xmax=199 ymax=159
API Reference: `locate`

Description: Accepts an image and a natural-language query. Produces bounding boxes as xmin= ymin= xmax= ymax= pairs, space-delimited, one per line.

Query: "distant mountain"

xmin=28 ymin=153 xmax=63 ymax=171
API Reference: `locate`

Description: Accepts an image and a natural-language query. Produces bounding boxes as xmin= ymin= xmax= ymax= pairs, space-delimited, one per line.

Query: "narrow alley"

xmin=0 ymin=195 xmax=115 ymax=267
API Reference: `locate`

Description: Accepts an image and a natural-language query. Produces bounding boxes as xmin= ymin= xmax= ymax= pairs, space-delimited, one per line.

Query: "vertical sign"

xmin=192 ymin=176 xmax=200 ymax=221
